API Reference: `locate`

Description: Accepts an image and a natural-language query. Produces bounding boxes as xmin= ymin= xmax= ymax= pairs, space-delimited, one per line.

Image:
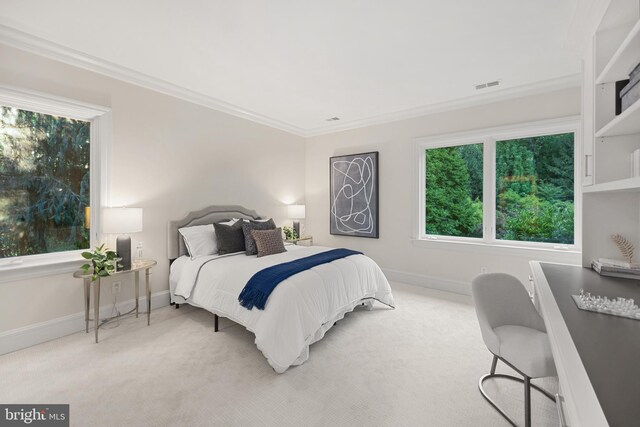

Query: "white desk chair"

xmin=471 ymin=273 xmax=557 ymax=427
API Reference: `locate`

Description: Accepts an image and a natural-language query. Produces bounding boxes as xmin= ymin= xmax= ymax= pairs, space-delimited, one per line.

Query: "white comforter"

xmin=170 ymin=245 xmax=394 ymax=373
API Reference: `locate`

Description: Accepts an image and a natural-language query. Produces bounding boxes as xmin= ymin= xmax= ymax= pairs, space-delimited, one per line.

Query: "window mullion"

xmin=484 ymin=139 xmax=496 ymax=244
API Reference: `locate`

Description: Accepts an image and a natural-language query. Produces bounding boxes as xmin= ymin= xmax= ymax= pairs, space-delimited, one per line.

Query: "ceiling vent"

xmin=475 ymin=80 xmax=501 ymax=90
xmin=325 ymin=117 xmax=340 ymax=122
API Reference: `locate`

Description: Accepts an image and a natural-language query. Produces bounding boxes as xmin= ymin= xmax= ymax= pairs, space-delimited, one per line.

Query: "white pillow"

xmin=179 ymin=220 xmax=238 ymax=259
xmin=179 ymin=224 xmax=217 ymax=259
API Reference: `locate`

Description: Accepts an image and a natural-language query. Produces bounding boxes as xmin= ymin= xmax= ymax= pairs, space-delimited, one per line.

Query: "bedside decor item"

xmin=136 ymin=242 xmax=144 ymax=264
xmin=287 ymin=204 xmax=305 ymax=238
xmin=330 ymin=151 xmax=379 ymax=238
xmin=572 ymin=289 xmax=640 ymax=320
xmin=611 ymin=233 xmax=634 ymax=264
xmin=103 ymin=207 xmax=143 ymax=270
xmin=80 ymin=244 xmax=122 ymax=281
xmin=282 ymin=225 xmax=298 ymax=241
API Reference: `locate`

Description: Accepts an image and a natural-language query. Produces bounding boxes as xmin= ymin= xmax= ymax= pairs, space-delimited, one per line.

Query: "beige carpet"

xmin=0 ymin=283 xmax=558 ymax=426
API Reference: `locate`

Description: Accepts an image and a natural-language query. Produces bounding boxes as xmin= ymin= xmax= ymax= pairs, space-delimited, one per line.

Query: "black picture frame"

xmin=329 ymin=151 xmax=379 ymax=238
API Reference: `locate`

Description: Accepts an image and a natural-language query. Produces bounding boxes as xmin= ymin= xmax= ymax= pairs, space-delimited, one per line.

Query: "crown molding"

xmin=305 ymin=74 xmax=582 ymax=137
xmin=0 ymin=24 xmax=581 ymax=139
xmin=0 ymin=24 xmax=307 ymax=137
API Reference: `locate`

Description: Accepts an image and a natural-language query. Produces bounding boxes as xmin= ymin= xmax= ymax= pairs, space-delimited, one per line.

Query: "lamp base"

xmin=116 ymin=235 xmax=132 ymax=271
xmin=293 ymin=221 xmax=300 ymax=239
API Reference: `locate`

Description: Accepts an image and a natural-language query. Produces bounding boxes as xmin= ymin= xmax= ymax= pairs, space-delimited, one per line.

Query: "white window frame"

xmin=415 ymin=116 xmax=581 ymax=254
xmin=0 ymin=85 xmax=111 ymax=283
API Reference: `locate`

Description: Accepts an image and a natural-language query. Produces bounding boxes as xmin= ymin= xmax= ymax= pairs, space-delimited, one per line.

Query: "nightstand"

xmin=285 ymin=235 xmax=313 ymax=246
xmin=73 ymin=259 xmax=157 ymax=343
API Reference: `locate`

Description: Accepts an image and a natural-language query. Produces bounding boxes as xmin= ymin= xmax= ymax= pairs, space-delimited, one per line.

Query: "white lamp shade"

xmin=102 ymin=208 xmax=143 ymax=234
xmin=287 ymin=204 xmax=306 ymax=219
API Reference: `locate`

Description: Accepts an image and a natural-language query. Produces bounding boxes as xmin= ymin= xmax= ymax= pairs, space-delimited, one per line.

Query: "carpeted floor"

xmin=0 ymin=283 xmax=559 ymax=426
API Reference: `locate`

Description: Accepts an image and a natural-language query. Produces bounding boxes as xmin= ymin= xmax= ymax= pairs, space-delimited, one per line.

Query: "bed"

xmin=168 ymin=205 xmax=395 ymax=373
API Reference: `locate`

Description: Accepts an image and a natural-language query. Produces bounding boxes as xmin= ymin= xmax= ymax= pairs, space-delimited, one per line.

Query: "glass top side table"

xmin=73 ymin=259 xmax=157 ymax=343
xmin=284 ymin=235 xmax=313 ymax=246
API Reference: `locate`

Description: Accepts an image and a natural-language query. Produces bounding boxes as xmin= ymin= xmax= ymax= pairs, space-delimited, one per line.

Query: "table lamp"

xmin=287 ymin=204 xmax=305 ymax=238
xmin=102 ymin=207 xmax=143 ymax=270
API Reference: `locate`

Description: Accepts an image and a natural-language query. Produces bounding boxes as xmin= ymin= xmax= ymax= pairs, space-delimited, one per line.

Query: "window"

xmin=0 ymin=86 xmax=110 ymax=281
xmin=0 ymin=107 xmax=91 ymax=258
xmin=425 ymin=143 xmax=483 ymax=238
xmin=418 ymin=119 xmax=579 ymax=250
xmin=495 ymin=134 xmax=574 ymax=244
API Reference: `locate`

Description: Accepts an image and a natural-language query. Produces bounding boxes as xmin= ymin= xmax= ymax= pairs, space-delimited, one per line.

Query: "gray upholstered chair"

xmin=471 ymin=273 xmax=556 ymax=427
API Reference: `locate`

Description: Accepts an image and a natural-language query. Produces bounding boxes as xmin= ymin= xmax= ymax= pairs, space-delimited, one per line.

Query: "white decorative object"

xmin=136 ymin=242 xmax=143 ymax=261
xmin=572 ymin=289 xmax=640 ymax=320
xmin=102 ymin=207 xmax=143 ymax=234
xmin=611 ymin=233 xmax=634 ymax=264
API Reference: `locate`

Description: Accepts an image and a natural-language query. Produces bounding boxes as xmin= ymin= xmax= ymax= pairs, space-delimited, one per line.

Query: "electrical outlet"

xmin=112 ymin=281 xmax=121 ymax=294
xmin=480 ymin=267 xmax=488 ymax=273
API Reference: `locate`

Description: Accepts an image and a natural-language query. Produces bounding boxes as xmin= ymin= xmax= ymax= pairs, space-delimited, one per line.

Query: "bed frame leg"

xmin=214 ymin=314 xmax=219 ymax=332
xmin=175 ymin=303 xmax=180 ymax=309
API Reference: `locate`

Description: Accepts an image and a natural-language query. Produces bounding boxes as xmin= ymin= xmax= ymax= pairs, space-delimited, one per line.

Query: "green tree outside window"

xmin=0 ymin=106 xmax=90 ymax=258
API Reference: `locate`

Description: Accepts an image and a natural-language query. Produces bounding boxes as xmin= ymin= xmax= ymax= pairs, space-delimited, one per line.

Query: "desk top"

xmin=541 ymin=263 xmax=640 ymax=427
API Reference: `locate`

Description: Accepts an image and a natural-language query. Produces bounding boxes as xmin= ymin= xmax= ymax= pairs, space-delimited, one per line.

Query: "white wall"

xmin=0 ymin=45 xmax=306 ymax=335
xmin=305 ymin=87 xmax=582 ymax=293
xmin=0 ymin=42 xmax=582 ymax=350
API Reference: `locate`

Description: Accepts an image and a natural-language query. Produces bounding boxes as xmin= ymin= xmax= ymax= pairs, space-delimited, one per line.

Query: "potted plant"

xmin=81 ymin=244 xmax=122 ymax=281
xmin=282 ymin=226 xmax=299 ymax=241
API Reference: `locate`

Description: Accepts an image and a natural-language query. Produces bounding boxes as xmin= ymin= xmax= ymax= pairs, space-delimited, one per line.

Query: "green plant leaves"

xmin=80 ymin=244 xmax=119 ymax=281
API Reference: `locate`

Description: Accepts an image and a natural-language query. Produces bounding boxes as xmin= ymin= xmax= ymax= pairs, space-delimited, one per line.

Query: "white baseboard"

xmin=0 ymin=290 xmax=171 ymax=356
xmin=0 ymin=271 xmax=466 ymax=356
xmin=382 ymin=268 xmax=471 ymax=296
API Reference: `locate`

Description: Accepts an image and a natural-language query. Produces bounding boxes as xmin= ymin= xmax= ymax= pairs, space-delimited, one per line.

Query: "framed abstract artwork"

xmin=329 ymin=151 xmax=379 ymax=238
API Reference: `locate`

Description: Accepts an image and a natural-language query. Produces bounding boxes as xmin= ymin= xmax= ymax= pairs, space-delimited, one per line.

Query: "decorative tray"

xmin=572 ymin=290 xmax=640 ymax=320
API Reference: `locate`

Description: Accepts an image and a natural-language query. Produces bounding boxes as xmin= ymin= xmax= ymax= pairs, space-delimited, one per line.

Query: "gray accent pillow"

xmin=252 ymin=228 xmax=286 ymax=258
xmin=213 ymin=220 xmax=246 ymax=255
xmin=242 ymin=218 xmax=276 ymax=255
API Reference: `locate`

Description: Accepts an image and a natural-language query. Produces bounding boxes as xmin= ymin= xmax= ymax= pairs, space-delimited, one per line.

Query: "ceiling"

xmin=0 ymin=0 xmax=592 ymax=135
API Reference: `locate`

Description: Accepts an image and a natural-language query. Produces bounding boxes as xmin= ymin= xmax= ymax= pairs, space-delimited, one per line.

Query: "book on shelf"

xmin=592 ymin=260 xmax=640 ymax=280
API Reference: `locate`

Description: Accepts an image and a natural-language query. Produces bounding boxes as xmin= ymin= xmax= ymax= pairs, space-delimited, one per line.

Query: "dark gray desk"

xmin=540 ymin=263 xmax=640 ymax=427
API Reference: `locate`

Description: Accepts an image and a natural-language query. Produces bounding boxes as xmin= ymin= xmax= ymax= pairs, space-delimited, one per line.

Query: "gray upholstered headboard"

xmin=167 ymin=205 xmax=262 ymax=260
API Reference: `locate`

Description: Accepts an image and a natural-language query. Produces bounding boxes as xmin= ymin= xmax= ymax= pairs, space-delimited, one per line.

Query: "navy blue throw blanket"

xmin=238 ymin=248 xmax=363 ymax=310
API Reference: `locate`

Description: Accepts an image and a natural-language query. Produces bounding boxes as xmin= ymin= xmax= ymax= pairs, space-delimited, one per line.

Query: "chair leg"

xmin=524 ymin=376 xmax=531 ymax=427
xmin=478 ymin=354 xmax=554 ymax=427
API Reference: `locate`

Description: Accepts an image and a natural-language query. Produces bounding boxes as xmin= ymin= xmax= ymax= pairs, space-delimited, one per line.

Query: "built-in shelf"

xmin=595 ymin=96 xmax=640 ymax=137
xmin=595 ymin=19 xmax=640 ymax=84
xmin=583 ymin=176 xmax=640 ymax=193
